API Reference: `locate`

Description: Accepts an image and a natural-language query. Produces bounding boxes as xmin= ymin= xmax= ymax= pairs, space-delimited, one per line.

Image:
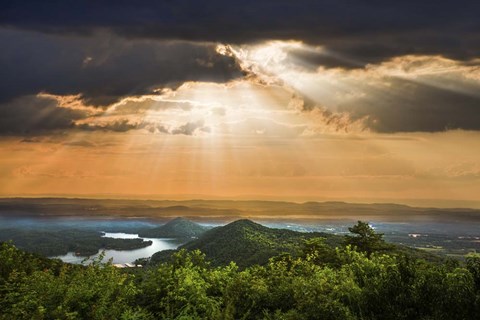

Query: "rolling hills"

xmin=1 ymin=197 xmax=480 ymax=224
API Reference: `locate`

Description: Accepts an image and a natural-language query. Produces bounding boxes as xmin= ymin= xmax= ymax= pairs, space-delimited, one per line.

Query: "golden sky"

xmin=1 ymin=41 xmax=480 ymax=207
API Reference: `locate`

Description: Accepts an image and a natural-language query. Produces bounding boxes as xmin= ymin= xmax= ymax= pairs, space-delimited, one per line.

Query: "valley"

xmin=1 ymin=200 xmax=478 ymax=265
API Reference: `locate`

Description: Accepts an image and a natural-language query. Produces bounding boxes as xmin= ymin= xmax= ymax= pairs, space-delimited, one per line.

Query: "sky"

xmin=0 ymin=1 xmax=480 ymax=207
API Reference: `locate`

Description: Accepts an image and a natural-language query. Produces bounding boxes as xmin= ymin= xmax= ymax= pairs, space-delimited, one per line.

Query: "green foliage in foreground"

xmin=1 ymin=239 xmax=480 ymax=320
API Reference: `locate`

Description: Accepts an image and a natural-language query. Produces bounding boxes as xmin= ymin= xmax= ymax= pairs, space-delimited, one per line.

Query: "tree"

xmin=344 ymin=221 xmax=385 ymax=257
xmin=302 ymin=237 xmax=341 ymax=267
xmin=466 ymin=253 xmax=480 ymax=290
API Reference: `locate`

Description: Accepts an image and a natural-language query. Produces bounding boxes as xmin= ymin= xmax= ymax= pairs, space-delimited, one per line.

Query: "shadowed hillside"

xmin=138 ymin=217 xmax=208 ymax=238
xmin=151 ymin=219 xmax=342 ymax=268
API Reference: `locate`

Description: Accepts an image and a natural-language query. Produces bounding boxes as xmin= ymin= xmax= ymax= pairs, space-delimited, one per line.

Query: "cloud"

xmin=20 ymin=137 xmax=43 ymax=143
xmin=76 ymin=119 xmax=147 ymax=132
xmin=325 ymin=57 xmax=480 ymax=132
xmin=300 ymin=71 xmax=480 ymax=133
xmin=2 ymin=1 xmax=480 ymax=67
xmin=286 ymin=47 xmax=364 ymax=70
xmin=76 ymin=118 xmax=210 ymax=136
xmin=238 ymin=50 xmax=480 ymax=133
xmin=170 ymin=120 xmax=209 ymax=135
xmin=2 ymin=24 xmax=480 ymax=136
xmin=0 ymin=93 xmax=210 ymax=135
xmin=0 ymin=95 xmax=86 ymax=135
xmin=0 ymin=28 xmax=243 ymax=106
xmin=218 ymin=118 xmax=307 ymax=138
xmin=344 ymin=77 xmax=480 ymax=133
xmin=109 ymin=97 xmax=194 ymax=115
xmin=211 ymin=107 xmax=226 ymax=116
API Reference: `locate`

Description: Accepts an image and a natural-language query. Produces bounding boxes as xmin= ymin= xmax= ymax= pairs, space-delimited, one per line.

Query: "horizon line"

xmin=1 ymin=193 xmax=480 ymax=210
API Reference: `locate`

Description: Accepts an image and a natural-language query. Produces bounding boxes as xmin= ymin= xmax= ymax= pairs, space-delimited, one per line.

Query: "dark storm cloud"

xmin=0 ymin=95 xmax=85 ymax=135
xmin=77 ymin=119 xmax=210 ymax=135
xmin=1 ymin=0 xmax=480 ymax=67
xmin=76 ymin=120 xmax=147 ymax=133
xmin=336 ymin=78 xmax=480 ymax=133
xmin=1 ymin=1 xmax=480 ymax=135
xmin=0 ymin=93 xmax=208 ymax=136
xmin=0 ymin=29 xmax=243 ymax=106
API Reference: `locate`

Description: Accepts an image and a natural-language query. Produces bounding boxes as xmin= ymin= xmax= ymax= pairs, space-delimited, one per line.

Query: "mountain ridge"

xmin=1 ymin=198 xmax=479 ymax=223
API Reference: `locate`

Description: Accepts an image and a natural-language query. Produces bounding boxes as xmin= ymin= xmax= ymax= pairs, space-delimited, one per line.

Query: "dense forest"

xmin=0 ymin=229 xmax=153 ymax=256
xmin=1 ymin=221 xmax=479 ymax=319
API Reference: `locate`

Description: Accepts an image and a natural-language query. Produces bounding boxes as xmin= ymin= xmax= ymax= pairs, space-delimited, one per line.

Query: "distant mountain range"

xmin=1 ymin=197 xmax=480 ymax=223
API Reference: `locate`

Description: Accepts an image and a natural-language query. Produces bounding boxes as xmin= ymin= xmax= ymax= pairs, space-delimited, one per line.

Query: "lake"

xmin=52 ymin=232 xmax=185 ymax=264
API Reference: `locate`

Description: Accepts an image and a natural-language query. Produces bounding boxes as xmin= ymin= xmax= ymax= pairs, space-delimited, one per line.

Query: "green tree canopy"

xmin=344 ymin=221 xmax=385 ymax=256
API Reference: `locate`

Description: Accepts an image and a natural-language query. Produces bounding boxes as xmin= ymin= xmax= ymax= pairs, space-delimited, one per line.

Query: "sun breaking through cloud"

xmin=0 ymin=1 xmax=480 ymax=206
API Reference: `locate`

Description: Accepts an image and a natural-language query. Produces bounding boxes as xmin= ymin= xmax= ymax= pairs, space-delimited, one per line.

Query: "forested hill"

xmin=150 ymin=219 xmax=438 ymax=268
xmin=138 ymin=217 xmax=208 ymax=238
xmin=180 ymin=219 xmax=341 ymax=267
